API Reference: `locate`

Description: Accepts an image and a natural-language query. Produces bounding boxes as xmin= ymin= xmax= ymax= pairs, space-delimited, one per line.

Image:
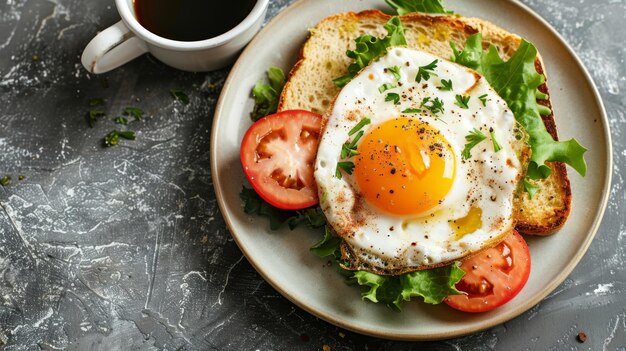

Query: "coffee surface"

xmin=134 ymin=0 xmax=256 ymax=41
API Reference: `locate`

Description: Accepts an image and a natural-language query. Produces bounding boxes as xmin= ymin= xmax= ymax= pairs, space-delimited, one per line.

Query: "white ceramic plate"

xmin=211 ymin=0 xmax=612 ymax=340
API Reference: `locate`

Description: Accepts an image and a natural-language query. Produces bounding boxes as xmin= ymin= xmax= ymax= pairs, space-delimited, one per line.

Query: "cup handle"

xmin=81 ymin=20 xmax=149 ymax=74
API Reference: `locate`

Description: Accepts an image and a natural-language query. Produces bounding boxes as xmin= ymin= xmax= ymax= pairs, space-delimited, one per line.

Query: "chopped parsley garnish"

xmin=0 ymin=176 xmax=11 ymax=186
xmin=88 ymin=110 xmax=105 ymax=128
xmin=379 ymin=83 xmax=397 ymax=93
xmin=386 ymin=92 xmax=401 ymax=105
xmin=386 ymin=66 xmax=402 ymax=80
xmin=490 ymin=130 xmax=502 ymax=152
xmin=348 ymin=118 xmax=371 ymax=136
xmin=169 ymin=89 xmax=189 ymax=104
xmin=478 ymin=93 xmax=488 ymax=106
xmin=402 ymin=108 xmax=421 ymax=114
xmin=113 ymin=116 xmax=128 ymax=125
xmin=338 ymin=118 xmax=370 ymax=176
xmin=104 ymin=130 xmax=136 ymax=147
xmin=320 ymin=191 xmax=328 ymax=205
xmin=415 ymin=59 xmax=438 ymax=83
xmin=462 ymin=128 xmax=487 ymax=160
xmin=438 ymin=79 xmax=453 ymax=91
xmin=455 ymin=94 xmax=470 ymax=109
xmin=341 ymin=131 xmax=364 ymax=158
xmin=337 ymin=118 xmax=370 ymax=178
xmin=421 ymin=96 xmax=445 ymax=115
xmin=123 ymin=107 xmax=144 ymax=121
xmin=89 ymin=98 xmax=105 ymax=106
xmin=335 ymin=161 xmax=355 ymax=179
xmin=333 ymin=17 xmax=407 ymax=87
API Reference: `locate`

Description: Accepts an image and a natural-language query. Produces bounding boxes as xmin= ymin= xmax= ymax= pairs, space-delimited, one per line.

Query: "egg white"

xmin=314 ymin=47 xmax=524 ymax=274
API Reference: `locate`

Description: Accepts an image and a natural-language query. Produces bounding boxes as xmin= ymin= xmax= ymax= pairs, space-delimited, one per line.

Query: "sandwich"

xmin=240 ymin=1 xmax=587 ymax=312
xmin=278 ymin=9 xmax=579 ymax=236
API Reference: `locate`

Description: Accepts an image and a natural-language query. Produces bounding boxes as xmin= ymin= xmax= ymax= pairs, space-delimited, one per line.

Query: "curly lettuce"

xmin=352 ymin=264 xmax=465 ymax=311
xmin=310 ymin=226 xmax=342 ymax=258
xmin=308 ymin=226 xmax=464 ymax=310
xmin=385 ymin=0 xmax=452 ymax=15
xmin=333 ymin=17 xmax=407 ymax=87
xmin=451 ymin=33 xmax=587 ymax=180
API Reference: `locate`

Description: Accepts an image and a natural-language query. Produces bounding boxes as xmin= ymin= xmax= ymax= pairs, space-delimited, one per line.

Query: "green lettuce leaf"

xmin=251 ymin=67 xmax=286 ymax=121
xmin=385 ymin=0 xmax=452 ymax=15
xmin=523 ymin=179 xmax=540 ymax=199
xmin=286 ymin=207 xmax=326 ymax=230
xmin=310 ymin=226 xmax=342 ymax=258
xmin=451 ymin=33 xmax=587 ymax=180
xmin=333 ymin=17 xmax=407 ymax=87
xmin=240 ymin=187 xmax=292 ymax=230
xmin=239 ymin=187 xmax=325 ymax=230
xmin=399 ymin=265 xmax=466 ymax=305
xmin=352 ymin=263 xmax=465 ymax=310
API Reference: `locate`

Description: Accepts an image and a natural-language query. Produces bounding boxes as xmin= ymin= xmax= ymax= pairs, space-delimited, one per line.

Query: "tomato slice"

xmin=445 ymin=230 xmax=531 ymax=312
xmin=240 ymin=110 xmax=322 ymax=210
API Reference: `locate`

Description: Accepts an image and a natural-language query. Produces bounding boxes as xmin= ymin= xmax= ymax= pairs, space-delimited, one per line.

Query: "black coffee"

xmin=133 ymin=0 xmax=256 ymax=42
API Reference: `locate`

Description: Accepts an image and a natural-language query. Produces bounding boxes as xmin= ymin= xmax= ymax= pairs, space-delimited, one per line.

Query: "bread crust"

xmin=513 ymin=60 xmax=571 ymax=235
xmin=279 ymin=9 xmax=571 ymax=236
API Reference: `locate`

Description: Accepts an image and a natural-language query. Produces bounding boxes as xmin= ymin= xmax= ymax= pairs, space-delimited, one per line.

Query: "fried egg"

xmin=314 ymin=47 xmax=525 ymax=274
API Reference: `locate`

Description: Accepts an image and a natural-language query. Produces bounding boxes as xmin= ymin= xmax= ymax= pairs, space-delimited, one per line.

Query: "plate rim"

xmin=210 ymin=0 xmax=613 ymax=341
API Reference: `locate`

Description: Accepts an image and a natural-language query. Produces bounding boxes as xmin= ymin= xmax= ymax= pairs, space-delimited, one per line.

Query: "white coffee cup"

xmin=81 ymin=0 xmax=269 ymax=74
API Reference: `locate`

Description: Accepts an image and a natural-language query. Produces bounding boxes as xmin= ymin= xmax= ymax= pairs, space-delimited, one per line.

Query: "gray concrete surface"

xmin=0 ymin=0 xmax=624 ymax=350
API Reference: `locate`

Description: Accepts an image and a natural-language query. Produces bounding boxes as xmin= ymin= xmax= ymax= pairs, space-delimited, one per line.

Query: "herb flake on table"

xmin=88 ymin=110 xmax=105 ymax=128
xmin=0 ymin=176 xmax=11 ymax=186
xmin=113 ymin=116 xmax=128 ymax=125
xmin=89 ymin=98 xmax=105 ymax=106
xmin=169 ymin=89 xmax=189 ymax=104
xmin=104 ymin=130 xmax=136 ymax=147
xmin=123 ymin=107 xmax=144 ymax=121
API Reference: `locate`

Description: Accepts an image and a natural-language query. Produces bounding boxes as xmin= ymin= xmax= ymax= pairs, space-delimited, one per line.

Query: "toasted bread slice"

xmin=278 ymin=10 xmax=571 ymax=235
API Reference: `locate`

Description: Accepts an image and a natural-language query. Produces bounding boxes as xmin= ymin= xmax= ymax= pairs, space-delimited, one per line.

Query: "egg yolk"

xmin=451 ymin=206 xmax=483 ymax=240
xmin=354 ymin=117 xmax=456 ymax=216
